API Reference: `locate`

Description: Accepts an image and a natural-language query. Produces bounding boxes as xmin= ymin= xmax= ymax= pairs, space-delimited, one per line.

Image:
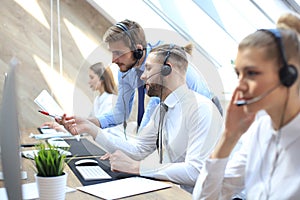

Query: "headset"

xmin=115 ymin=22 xmax=143 ymax=60
xmin=260 ymin=29 xmax=298 ymax=87
xmin=161 ymin=44 xmax=174 ymax=76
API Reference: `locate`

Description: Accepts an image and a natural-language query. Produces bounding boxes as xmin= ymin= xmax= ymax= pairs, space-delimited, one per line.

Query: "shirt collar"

xmin=279 ymin=113 xmax=300 ymax=149
xmin=262 ymin=113 xmax=300 ymax=148
xmin=163 ymin=85 xmax=188 ymax=109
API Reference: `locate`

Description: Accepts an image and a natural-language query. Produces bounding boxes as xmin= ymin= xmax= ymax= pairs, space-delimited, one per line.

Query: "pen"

xmin=73 ymin=126 xmax=80 ymax=142
xmin=21 ymin=143 xmax=37 ymax=148
xmin=75 ymin=135 xmax=80 ymax=142
xmin=38 ymin=110 xmax=62 ymax=120
xmin=40 ymin=126 xmax=50 ymax=129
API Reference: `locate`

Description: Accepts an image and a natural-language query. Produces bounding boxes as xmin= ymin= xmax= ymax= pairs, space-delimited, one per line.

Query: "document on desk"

xmin=22 ymin=148 xmax=72 ymax=159
xmin=30 ymin=131 xmax=73 ymax=140
xmin=77 ymin=177 xmax=172 ymax=199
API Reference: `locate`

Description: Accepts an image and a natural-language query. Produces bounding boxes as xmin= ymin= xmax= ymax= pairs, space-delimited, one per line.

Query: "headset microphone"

xmin=147 ymin=71 xmax=162 ymax=80
xmin=235 ymin=83 xmax=280 ymax=106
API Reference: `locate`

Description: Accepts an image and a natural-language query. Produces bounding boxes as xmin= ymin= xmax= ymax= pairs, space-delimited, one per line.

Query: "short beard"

xmin=147 ymin=83 xmax=164 ymax=98
xmin=118 ymin=59 xmax=138 ymax=72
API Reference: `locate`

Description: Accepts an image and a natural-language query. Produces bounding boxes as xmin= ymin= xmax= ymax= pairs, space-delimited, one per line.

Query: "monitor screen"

xmin=0 ymin=58 xmax=22 ymax=199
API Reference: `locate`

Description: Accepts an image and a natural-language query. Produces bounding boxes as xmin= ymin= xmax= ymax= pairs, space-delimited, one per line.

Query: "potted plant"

xmin=33 ymin=143 xmax=69 ymax=200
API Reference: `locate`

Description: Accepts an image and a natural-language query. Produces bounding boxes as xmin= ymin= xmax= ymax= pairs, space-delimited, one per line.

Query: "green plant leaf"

xmin=33 ymin=143 xmax=69 ymax=177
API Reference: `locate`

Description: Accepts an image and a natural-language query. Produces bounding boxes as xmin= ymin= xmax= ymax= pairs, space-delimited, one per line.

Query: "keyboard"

xmin=76 ymin=166 xmax=112 ymax=180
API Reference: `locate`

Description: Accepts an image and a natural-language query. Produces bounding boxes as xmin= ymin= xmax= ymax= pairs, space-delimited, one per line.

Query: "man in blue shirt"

xmin=87 ymin=19 xmax=222 ymax=131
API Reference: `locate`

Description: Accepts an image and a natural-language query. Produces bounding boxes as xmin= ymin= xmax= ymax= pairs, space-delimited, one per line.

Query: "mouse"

xmin=74 ymin=159 xmax=98 ymax=166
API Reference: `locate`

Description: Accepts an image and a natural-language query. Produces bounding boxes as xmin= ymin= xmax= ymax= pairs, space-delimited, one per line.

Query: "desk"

xmin=1 ymin=129 xmax=192 ymax=200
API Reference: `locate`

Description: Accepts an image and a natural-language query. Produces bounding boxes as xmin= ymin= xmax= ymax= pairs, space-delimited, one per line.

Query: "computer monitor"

xmin=0 ymin=58 xmax=22 ymax=199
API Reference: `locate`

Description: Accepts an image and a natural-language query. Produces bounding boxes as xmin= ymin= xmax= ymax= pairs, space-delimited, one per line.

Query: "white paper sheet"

xmin=34 ymin=90 xmax=64 ymax=116
xmin=22 ymin=148 xmax=72 ymax=160
xmin=47 ymin=138 xmax=71 ymax=148
xmin=29 ymin=132 xmax=72 ymax=140
xmin=77 ymin=177 xmax=172 ymax=199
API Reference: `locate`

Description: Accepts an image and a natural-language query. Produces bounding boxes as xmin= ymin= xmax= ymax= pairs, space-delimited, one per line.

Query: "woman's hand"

xmin=40 ymin=121 xmax=67 ymax=132
xmin=211 ymin=88 xmax=256 ymax=159
xmin=225 ymin=88 xmax=256 ymax=139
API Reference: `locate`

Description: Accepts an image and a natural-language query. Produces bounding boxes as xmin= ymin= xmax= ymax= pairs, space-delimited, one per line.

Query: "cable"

xmin=265 ymin=89 xmax=289 ymax=199
xmin=121 ymin=77 xmax=127 ymax=140
xmin=158 ymin=76 xmax=164 ymax=163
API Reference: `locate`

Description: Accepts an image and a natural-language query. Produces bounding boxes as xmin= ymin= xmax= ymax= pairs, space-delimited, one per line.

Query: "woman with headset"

xmin=193 ymin=28 xmax=300 ymax=199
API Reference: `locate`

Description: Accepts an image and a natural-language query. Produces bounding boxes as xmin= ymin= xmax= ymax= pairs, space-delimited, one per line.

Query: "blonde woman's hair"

xmin=277 ymin=13 xmax=300 ymax=35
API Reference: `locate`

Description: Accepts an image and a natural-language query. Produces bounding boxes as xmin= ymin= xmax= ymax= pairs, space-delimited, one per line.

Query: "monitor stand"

xmin=0 ymin=171 xmax=27 ymax=180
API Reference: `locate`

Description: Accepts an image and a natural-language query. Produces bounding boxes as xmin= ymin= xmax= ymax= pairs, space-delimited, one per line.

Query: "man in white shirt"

xmin=63 ymin=43 xmax=223 ymax=193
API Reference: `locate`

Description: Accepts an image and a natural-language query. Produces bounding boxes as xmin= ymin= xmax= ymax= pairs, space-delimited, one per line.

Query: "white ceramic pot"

xmin=35 ymin=172 xmax=67 ymax=200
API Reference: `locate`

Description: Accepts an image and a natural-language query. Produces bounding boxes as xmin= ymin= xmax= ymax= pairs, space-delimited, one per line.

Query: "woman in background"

xmin=88 ymin=62 xmax=117 ymax=117
xmin=41 ymin=62 xmax=117 ymax=131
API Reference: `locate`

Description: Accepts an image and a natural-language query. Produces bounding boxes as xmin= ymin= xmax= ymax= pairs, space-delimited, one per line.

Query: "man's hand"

xmin=61 ymin=115 xmax=100 ymax=139
xmin=102 ymin=150 xmax=140 ymax=175
xmin=87 ymin=117 xmax=101 ymax=128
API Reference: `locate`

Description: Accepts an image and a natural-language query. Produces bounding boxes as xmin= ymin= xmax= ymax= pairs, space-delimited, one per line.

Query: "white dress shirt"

xmin=95 ymin=85 xmax=223 ymax=193
xmin=193 ymin=112 xmax=300 ymax=200
xmin=91 ymin=92 xmax=117 ymax=117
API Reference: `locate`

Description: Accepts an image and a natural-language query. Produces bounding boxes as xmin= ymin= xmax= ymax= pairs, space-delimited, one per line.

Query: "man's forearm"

xmin=88 ymin=117 xmax=101 ymax=128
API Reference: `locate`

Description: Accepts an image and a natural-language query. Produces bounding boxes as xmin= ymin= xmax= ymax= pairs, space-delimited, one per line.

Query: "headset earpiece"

xmin=133 ymin=48 xmax=143 ymax=60
xmin=115 ymin=22 xmax=144 ymax=60
xmin=279 ymin=64 xmax=298 ymax=87
xmin=161 ymin=44 xmax=174 ymax=76
xmin=161 ymin=64 xmax=172 ymax=76
xmin=260 ymin=29 xmax=298 ymax=88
